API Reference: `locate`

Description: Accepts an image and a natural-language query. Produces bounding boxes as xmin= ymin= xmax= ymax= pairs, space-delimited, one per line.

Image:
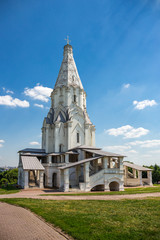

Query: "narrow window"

xmin=74 ymin=95 xmax=76 ymax=102
xmin=59 ymin=144 xmax=62 ymax=152
xmin=77 ymin=132 xmax=79 ymax=143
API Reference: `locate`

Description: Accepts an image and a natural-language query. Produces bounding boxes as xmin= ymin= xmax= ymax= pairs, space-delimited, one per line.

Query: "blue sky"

xmin=0 ymin=0 xmax=160 ymax=166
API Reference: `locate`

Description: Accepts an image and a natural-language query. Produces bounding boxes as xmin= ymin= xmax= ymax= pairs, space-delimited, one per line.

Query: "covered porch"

xmin=18 ymin=156 xmax=45 ymax=189
xmin=123 ymin=162 xmax=153 ymax=187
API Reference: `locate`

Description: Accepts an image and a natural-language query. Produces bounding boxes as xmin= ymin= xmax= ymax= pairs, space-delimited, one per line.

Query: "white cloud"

xmin=2 ymin=87 xmax=14 ymax=94
xmin=123 ymin=83 xmax=130 ymax=89
xmin=127 ymin=150 xmax=137 ymax=154
xmin=29 ymin=141 xmax=40 ymax=146
xmin=24 ymin=84 xmax=52 ymax=102
xmin=0 ymin=95 xmax=29 ymax=107
xmin=34 ymin=103 xmax=44 ymax=108
xmin=133 ymin=100 xmax=157 ymax=110
xmin=6 ymin=90 xmax=14 ymax=94
xmin=149 ymin=150 xmax=160 ymax=154
xmin=103 ymin=145 xmax=131 ymax=152
xmin=0 ymin=140 xmax=4 ymax=148
xmin=129 ymin=139 xmax=160 ymax=148
xmin=105 ymin=125 xmax=149 ymax=139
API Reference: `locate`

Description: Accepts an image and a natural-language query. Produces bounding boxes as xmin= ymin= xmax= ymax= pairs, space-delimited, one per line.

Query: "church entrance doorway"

xmin=109 ymin=181 xmax=119 ymax=191
xmin=29 ymin=170 xmax=38 ymax=188
xmin=52 ymin=173 xmax=57 ymax=188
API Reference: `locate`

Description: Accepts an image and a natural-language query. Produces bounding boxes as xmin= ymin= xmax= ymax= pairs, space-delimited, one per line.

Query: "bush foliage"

xmin=0 ymin=168 xmax=18 ymax=189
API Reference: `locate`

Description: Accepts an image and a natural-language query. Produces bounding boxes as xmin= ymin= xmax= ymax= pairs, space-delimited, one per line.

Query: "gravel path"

xmin=0 ymin=202 xmax=69 ymax=240
xmin=0 ymin=189 xmax=160 ymax=200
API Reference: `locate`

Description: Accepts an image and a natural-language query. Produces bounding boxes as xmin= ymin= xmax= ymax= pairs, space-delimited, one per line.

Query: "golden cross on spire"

xmin=65 ymin=36 xmax=71 ymax=45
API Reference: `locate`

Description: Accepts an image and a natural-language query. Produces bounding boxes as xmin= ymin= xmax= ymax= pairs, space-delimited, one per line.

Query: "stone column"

xmin=39 ymin=171 xmax=44 ymax=188
xmin=138 ymin=170 xmax=143 ymax=186
xmin=46 ymin=167 xmax=52 ymax=187
xmin=133 ymin=169 xmax=137 ymax=178
xmin=75 ymin=165 xmax=80 ymax=185
xmin=84 ymin=162 xmax=90 ymax=191
xmin=65 ymin=154 xmax=69 ymax=163
xmin=102 ymin=157 xmax=109 ymax=191
xmin=125 ymin=166 xmax=128 ymax=178
xmin=109 ymin=158 xmax=113 ymax=168
xmin=102 ymin=157 xmax=108 ymax=170
xmin=60 ymin=170 xmax=64 ymax=190
xmin=24 ymin=171 xmax=29 ymax=189
xmin=119 ymin=157 xmax=123 ymax=171
xmin=94 ymin=159 xmax=99 ymax=172
xmin=48 ymin=155 xmax=52 ymax=164
xmin=64 ymin=168 xmax=69 ymax=192
xmin=147 ymin=171 xmax=153 ymax=186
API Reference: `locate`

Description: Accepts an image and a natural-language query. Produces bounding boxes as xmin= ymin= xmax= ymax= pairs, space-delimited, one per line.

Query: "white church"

xmin=18 ymin=40 xmax=153 ymax=191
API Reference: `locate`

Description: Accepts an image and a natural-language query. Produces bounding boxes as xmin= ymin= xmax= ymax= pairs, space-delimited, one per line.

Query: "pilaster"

xmin=39 ymin=171 xmax=44 ymax=188
xmin=147 ymin=171 xmax=153 ymax=186
xmin=64 ymin=168 xmax=69 ymax=192
xmin=138 ymin=170 xmax=143 ymax=186
xmin=24 ymin=171 xmax=29 ymax=189
xmin=84 ymin=162 xmax=90 ymax=191
xmin=67 ymin=121 xmax=72 ymax=149
xmin=54 ymin=122 xmax=60 ymax=152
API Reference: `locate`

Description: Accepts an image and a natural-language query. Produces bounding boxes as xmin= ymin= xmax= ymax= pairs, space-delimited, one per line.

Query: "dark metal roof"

xmin=19 ymin=148 xmax=45 ymax=153
xmin=21 ymin=153 xmax=47 ymax=157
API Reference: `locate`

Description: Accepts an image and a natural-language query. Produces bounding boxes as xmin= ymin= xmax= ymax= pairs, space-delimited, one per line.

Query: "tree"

xmin=0 ymin=168 xmax=18 ymax=188
xmin=152 ymin=164 xmax=160 ymax=184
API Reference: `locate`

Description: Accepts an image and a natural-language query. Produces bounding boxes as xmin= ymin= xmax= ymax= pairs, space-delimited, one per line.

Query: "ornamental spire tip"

xmin=64 ymin=36 xmax=71 ymax=45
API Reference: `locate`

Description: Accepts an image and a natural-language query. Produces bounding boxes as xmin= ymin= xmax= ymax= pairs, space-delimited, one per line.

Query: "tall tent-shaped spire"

xmin=54 ymin=44 xmax=83 ymax=89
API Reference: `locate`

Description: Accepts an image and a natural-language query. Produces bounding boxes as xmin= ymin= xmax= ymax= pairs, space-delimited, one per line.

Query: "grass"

xmin=0 ymin=198 xmax=160 ymax=240
xmin=0 ymin=188 xmax=19 ymax=195
xmin=40 ymin=185 xmax=160 ymax=196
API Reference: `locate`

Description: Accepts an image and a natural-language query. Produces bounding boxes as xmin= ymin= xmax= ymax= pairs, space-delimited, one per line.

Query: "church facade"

xmin=18 ymin=42 xmax=152 ymax=191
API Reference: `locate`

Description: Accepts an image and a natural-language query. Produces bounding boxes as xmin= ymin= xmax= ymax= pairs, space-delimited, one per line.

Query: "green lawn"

xmin=0 ymin=188 xmax=19 ymax=195
xmin=40 ymin=185 xmax=160 ymax=196
xmin=1 ymin=198 xmax=160 ymax=240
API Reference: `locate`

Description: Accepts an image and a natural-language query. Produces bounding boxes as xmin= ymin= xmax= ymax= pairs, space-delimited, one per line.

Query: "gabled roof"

xmin=21 ymin=156 xmax=45 ymax=170
xmin=123 ymin=162 xmax=153 ymax=171
xmin=54 ymin=44 xmax=83 ymax=90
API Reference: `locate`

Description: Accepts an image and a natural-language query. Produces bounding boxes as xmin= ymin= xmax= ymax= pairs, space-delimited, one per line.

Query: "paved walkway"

xmin=0 ymin=202 xmax=69 ymax=240
xmin=0 ymin=191 xmax=160 ymax=240
xmin=0 ymin=189 xmax=160 ymax=200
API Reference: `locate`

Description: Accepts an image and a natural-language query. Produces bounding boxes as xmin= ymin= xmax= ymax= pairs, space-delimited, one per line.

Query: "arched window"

xmin=77 ymin=132 xmax=80 ymax=143
xmin=74 ymin=95 xmax=76 ymax=102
